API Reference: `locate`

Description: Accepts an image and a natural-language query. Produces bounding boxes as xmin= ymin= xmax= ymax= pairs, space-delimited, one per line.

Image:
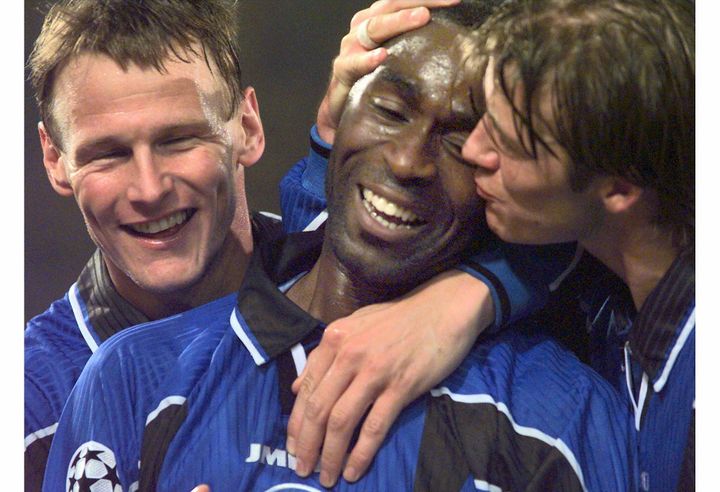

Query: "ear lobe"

xmin=234 ymin=86 xmax=265 ymax=168
xmin=600 ymin=176 xmax=643 ymax=214
xmin=39 ymin=122 xmax=74 ymax=197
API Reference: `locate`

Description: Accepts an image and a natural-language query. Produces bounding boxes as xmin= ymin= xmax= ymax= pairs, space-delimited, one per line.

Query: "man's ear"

xmin=234 ymin=86 xmax=265 ymax=168
xmin=38 ymin=122 xmax=74 ymax=197
xmin=599 ymin=176 xmax=644 ymax=214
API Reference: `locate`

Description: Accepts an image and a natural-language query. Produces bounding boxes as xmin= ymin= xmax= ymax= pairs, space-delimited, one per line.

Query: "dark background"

xmin=24 ymin=0 xmax=369 ymax=323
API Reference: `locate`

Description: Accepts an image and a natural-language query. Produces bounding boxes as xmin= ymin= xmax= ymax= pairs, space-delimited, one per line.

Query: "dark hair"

xmin=431 ymin=0 xmax=505 ymax=28
xmin=481 ymin=0 xmax=694 ymax=245
xmin=29 ymin=0 xmax=244 ymax=147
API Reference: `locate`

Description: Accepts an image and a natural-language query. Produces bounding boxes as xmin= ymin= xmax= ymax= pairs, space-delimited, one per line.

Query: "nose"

xmin=126 ymin=148 xmax=173 ymax=205
xmin=462 ymin=120 xmax=499 ymax=172
xmin=384 ymin=131 xmax=437 ymax=182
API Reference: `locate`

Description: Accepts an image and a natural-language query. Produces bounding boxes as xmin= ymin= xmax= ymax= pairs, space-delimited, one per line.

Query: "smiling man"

xmin=44 ymin=5 xmax=633 ymax=491
xmin=24 ymin=2 xmax=265 ymax=489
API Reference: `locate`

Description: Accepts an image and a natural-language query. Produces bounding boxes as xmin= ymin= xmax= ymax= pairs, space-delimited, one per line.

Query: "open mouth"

xmin=123 ymin=209 xmax=196 ymax=238
xmin=360 ymin=186 xmax=426 ymax=230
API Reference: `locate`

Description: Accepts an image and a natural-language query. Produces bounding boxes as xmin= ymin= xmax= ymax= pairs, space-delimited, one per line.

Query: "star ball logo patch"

xmin=66 ymin=440 xmax=122 ymax=492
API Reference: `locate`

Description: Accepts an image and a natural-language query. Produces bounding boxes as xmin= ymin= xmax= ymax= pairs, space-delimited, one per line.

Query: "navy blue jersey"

xmin=25 ymin=214 xmax=283 ymax=491
xmin=593 ymin=248 xmax=694 ymax=491
xmin=25 ymin=250 xmax=151 ymax=491
xmin=44 ymin=229 xmax=633 ymax=492
xmin=42 ymin=291 xmax=239 ymax=492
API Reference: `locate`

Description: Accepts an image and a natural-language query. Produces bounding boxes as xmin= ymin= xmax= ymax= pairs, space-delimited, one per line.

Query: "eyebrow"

xmin=376 ymin=67 xmax=480 ymax=131
xmin=74 ymin=121 xmax=214 ymax=161
xmin=375 ymin=68 xmax=421 ymax=105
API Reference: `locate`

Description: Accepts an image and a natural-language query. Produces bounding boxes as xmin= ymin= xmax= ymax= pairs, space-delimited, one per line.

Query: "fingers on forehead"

xmin=351 ymin=0 xmax=460 ymax=27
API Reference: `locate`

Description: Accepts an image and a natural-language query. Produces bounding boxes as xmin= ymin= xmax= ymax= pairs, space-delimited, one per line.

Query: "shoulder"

xmin=432 ymin=331 xmax=632 ymax=491
xmin=444 ymin=331 xmax=626 ymax=419
xmin=25 ymin=294 xmax=84 ymax=354
xmin=25 ymin=295 xmax=91 ymax=424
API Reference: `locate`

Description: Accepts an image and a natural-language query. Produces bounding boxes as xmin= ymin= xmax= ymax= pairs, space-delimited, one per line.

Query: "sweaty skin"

xmin=288 ymin=17 xmax=491 ymax=487
xmin=41 ymin=52 xmax=264 ymax=320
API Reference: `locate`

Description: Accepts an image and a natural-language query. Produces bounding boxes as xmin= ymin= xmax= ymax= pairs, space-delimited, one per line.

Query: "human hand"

xmin=190 ymin=486 xmax=210 ymax=492
xmin=286 ymin=270 xmax=494 ymax=487
xmin=316 ymin=0 xmax=461 ymax=143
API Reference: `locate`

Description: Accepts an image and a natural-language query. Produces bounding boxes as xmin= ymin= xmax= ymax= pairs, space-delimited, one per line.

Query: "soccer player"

xmin=44 ymin=4 xmax=633 ymax=490
xmin=281 ymin=2 xmax=693 ymax=489
xmin=23 ymin=1 xmax=262 ymax=487
xmin=463 ymin=0 xmax=694 ymax=489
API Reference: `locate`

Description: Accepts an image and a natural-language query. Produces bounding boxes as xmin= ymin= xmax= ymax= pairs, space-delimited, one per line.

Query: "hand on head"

xmin=316 ymin=0 xmax=461 ymax=143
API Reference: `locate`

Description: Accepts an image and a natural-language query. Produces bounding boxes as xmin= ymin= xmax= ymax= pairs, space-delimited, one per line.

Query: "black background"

xmin=25 ymin=1 xmax=369 ymax=322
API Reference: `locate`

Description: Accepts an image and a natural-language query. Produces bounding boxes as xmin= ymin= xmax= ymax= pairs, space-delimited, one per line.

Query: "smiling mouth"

xmin=123 ymin=209 xmax=196 ymax=238
xmin=360 ymin=187 xmax=426 ymax=230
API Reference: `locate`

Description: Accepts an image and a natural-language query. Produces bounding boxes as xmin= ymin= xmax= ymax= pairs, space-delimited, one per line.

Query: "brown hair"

xmin=481 ymin=0 xmax=694 ymax=246
xmin=29 ymin=0 xmax=244 ymax=147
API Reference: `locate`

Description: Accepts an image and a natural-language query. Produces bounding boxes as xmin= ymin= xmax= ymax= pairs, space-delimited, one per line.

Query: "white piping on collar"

xmin=303 ymin=210 xmax=328 ymax=232
xmin=653 ymin=307 xmax=695 ymax=393
xmin=69 ymin=282 xmax=99 ymax=353
xmin=230 ymin=308 xmax=267 ymax=366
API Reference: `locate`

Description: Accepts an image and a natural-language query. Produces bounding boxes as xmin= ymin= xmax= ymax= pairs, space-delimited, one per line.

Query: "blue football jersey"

xmin=43 ymin=230 xmax=634 ymax=492
xmin=25 ymin=250 xmax=151 ymax=491
xmin=42 ymin=292 xmax=239 ymax=492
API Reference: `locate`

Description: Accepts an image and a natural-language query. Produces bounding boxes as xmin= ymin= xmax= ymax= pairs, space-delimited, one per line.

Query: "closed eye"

xmin=443 ymin=133 xmax=475 ymax=169
xmin=159 ymin=135 xmax=200 ymax=152
xmin=370 ymin=97 xmax=409 ymax=123
xmin=87 ymin=148 xmax=130 ymax=164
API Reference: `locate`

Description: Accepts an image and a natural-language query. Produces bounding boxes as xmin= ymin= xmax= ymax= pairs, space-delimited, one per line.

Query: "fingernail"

xmin=410 ymin=7 xmax=425 ymax=20
xmin=286 ymin=436 xmax=296 ymax=455
xmin=320 ymin=471 xmax=333 ymax=488
xmin=296 ymin=459 xmax=309 ymax=477
xmin=344 ymin=467 xmax=359 ymax=482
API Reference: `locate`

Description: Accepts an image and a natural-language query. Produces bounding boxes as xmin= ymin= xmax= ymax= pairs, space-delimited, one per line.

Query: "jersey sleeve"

xmin=42 ymin=342 xmax=143 ymax=492
xmin=279 ymin=125 xmax=330 ymax=233
xmin=25 ymin=298 xmax=91 ymax=492
xmin=418 ymin=333 xmax=634 ymax=492
xmin=459 ymin=241 xmax=581 ymax=330
xmin=279 ymin=125 xmax=582 ymax=329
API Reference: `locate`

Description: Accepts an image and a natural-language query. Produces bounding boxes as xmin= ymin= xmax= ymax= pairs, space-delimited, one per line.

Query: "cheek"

xmin=179 ymin=148 xmax=235 ymax=195
xmin=442 ymin=169 xmax=483 ymax=220
xmin=500 ymin=162 xmax=555 ymax=208
xmin=72 ymin=171 xmax=123 ymax=220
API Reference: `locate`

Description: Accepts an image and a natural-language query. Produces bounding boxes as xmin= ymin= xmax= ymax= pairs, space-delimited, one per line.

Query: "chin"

xmin=130 ymin=266 xmax=205 ymax=295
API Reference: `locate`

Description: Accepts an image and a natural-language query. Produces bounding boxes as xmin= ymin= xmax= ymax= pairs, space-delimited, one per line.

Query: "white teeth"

xmin=130 ymin=210 xmax=190 ymax=234
xmin=361 ymin=187 xmax=422 ymax=230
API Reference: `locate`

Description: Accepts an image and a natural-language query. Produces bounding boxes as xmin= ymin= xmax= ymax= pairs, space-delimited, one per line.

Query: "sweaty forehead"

xmin=50 ymin=52 xmax=228 ymax=133
xmin=377 ymin=22 xmax=479 ymax=118
xmin=384 ymin=21 xmax=469 ymax=83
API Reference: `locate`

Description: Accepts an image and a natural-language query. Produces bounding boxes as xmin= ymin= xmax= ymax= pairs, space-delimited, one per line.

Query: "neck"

xmin=107 ymin=211 xmax=254 ymax=320
xmin=285 ymin=244 xmax=398 ymax=324
xmin=583 ymin=218 xmax=680 ymax=310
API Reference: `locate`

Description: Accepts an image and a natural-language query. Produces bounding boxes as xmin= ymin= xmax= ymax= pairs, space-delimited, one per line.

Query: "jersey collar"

xmin=231 ymin=226 xmax=325 ymax=365
xmin=628 ymin=246 xmax=695 ymax=392
xmin=74 ymin=249 xmax=150 ymax=343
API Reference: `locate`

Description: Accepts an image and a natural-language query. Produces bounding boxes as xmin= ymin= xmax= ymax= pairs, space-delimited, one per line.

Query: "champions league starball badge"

xmin=66 ymin=441 xmax=122 ymax=492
